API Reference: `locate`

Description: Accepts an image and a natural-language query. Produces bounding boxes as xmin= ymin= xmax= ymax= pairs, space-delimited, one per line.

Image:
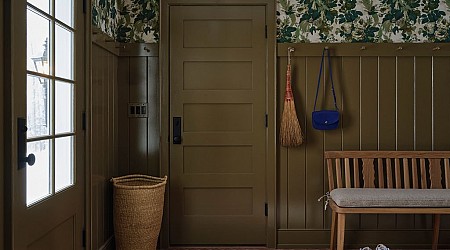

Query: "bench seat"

xmin=331 ymin=188 xmax=450 ymax=208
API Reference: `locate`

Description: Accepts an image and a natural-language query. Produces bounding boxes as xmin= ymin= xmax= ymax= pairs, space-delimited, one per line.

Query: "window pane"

xmin=27 ymin=9 xmax=50 ymax=75
xmin=55 ymin=81 xmax=74 ymax=134
xmin=27 ymin=0 xmax=50 ymax=14
xmin=55 ymin=24 xmax=73 ymax=80
xmin=27 ymin=75 xmax=51 ymax=138
xmin=56 ymin=0 xmax=73 ymax=28
xmin=27 ymin=140 xmax=51 ymax=206
xmin=55 ymin=136 xmax=74 ymax=192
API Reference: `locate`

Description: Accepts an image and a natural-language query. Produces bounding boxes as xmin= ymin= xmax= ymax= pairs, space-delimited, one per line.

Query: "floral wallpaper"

xmin=277 ymin=0 xmax=450 ymax=43
xmin=93 ymin=0 xmax=450 ymax=43
xmin=92 ymin=0 xmax=159 ymax=43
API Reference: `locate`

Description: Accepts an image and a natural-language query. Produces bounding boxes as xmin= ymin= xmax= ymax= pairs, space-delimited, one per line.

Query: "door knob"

xmin=18 ymin=117 xmax=36 ymax=169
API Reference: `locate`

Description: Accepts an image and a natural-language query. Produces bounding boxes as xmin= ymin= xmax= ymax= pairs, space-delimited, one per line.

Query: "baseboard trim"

xmin=98 ymin=235 xmax=115 ymax=250
xmin=277 ymin=229 xmax=450 ymax=248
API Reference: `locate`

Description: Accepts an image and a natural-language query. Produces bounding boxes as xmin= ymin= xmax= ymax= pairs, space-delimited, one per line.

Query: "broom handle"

xmin=285 ymin=62 xmax=293 ymax=101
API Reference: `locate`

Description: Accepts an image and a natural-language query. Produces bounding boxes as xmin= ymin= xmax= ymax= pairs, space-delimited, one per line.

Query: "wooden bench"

xmin=325 ymin=151 xmax=450 ymax=250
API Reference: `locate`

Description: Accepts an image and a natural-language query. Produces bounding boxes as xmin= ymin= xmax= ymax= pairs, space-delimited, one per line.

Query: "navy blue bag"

xmin=312 ymin=48 xmax=340 ymax=130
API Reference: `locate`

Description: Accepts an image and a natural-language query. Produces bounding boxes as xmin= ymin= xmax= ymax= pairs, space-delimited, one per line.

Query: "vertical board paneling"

xmin=118 ymin=58 xmax=130 ymax=176
xmin=414 ymin=56 xmax=433 ymax=229
xmin=277 ymin=45 xmax=450 ymax=245
xmin=287 ymin=56 xmax=307 ymax=229
xmin=340 ymin=56 xmax=360 ymax=229
xmin=323 ymin=56 xmax=343 ymax=228
xmin=278 ymin=57 xmax=288 ymax=229
xmin=433 ymin=56 xmax=450 ymax=229
xmin=359 ymin=56 xmax=378 ymax=229
xmin=0 ymin=1 xmax=3 ymax=245
xmin=377 ymin=56 xmax=397 ymax=229
xmin=147 ymin=57 xmax=160 ymax=176
xmin=91 ymin=44 xmax=119 ymax=248
xmin=305 ymin=56 xmax=324 ymax=229
xmin=396 ymin=56 xmax=415 ymax=229
xmin=129 ymin=57 xmax=148 ymax=174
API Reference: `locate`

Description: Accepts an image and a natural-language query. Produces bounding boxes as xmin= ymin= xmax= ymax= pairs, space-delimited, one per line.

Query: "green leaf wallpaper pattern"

xmin=92 ymin=0 xmax=159 ymax=43
xmin=93 ymin=0 xmax=450 ymax=43
xmin=277 ymin=0 xmax=450 ymax=43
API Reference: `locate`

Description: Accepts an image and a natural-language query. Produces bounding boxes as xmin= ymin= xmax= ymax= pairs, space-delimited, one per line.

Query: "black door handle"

xmin=173 ymin=117 xmax=182 ymax=144
xmin=18 ymin=117 xmax=36 ymax=169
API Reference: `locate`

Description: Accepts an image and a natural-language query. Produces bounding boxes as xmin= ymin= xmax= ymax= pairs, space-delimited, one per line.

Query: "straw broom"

xmin=280 ymin=48 xmax=303 ymax=147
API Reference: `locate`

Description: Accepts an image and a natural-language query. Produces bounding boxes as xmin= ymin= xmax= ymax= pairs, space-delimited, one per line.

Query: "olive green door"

xmin=169 ymin=5 xmax=268 ymax=245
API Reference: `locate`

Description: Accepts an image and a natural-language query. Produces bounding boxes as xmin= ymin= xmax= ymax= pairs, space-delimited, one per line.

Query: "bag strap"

xmin=313 ymin=48 xmax=338 ymax=111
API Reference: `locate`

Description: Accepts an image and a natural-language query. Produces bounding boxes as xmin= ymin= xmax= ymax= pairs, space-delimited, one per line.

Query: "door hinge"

xmin=82 ymin=227 xmax=86 ymax=247
xmin=265 ymin=203 xmax=268 ymax=216
xmin=82 ymin=111 xmax=86 ymax=130
xmin=265 ymin=114 xmax=268 ymax=128
xmin=265 ymin=25 xmax=267 ymax=38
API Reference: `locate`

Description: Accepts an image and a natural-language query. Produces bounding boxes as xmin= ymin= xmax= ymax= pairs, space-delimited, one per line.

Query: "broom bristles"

xmin=280 ymin=99 xmax=303 ymax=147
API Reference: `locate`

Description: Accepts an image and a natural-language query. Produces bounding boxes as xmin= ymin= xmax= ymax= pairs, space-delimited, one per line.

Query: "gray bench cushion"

xmin=330 ymin=188 xmax=450 ymax=208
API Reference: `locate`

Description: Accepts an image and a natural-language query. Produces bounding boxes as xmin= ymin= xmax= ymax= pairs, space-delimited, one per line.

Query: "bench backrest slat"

xmin=403 ymin=158 xmax=410 ymax=189
xmin=362 ymin=158 xmax=375 ymax=188
xmin=412 ymin=159 xmax=418 ymax=189
xmin=353 ymin=158 xmax=360 ymax=188
xmin=395 ymin=158 xmax=401 ymax=189
xmin=325 ymin=151 xmax=450 ymax=191
xmin=386 ymin=159 xmax=393 ymax=188
xmin=336 ymin=159 xmax=343 ymax=188
xmin=445 ymin=159 xmax=450 ymax=189
xmin=378 ymin=158 xmax=384 ymax=188
xmin=420 ymin=158 xmax=427 ymax=189
xmin=327 ymin=159 xmax=334 ymax=191
xmin=429 ymin=159 xmax=442 ymax=189
xmin=344 ymin=158 xmax=351 ymax=188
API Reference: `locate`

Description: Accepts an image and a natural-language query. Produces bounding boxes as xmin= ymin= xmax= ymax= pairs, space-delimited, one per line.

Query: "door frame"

xmin=0 ymin=0 xmax=4 ymax=248
xmin=159 ymin=0 xmax=276 ymax=247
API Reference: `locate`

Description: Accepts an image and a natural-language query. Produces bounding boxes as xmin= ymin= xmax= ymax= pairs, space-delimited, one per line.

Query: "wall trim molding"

xmin=278 ymin=43 xmax=450 ymax=57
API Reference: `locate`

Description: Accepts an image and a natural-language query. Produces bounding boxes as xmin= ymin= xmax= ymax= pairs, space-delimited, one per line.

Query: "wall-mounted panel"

xmin=183 ymin=19 xmax=252 ymax=48
xmin=183 ymin=146 xmax=253 ymax=174
xmin=184 ymin=188 xmax=253 ymax=215
xmin=277 ymin=43 xmax=450 ymax=248
xmin=184 ymin=61 xmax=253 ymax=90
xmin=184 ymin=103 xmax=253 ymax=132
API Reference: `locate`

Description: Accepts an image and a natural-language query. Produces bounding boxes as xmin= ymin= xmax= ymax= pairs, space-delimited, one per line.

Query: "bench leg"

xmin=432 ymin=214 xmax=441 ymax=250
xmin=337 ymin=213 xmax=346 ymax=250
xmin=330 ymin=210 xmax=337 ymax=250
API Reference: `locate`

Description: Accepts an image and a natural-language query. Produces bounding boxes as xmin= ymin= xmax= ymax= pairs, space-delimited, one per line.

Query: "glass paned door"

xmin=26 ymin=0 xmax=75 ymax=206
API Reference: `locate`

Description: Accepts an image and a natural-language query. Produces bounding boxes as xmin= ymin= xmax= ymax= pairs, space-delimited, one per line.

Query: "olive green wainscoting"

xmin=0 ymin=1 xmax=4 ymax=248
xmin=91 ymin=31 xmax=160 ymax=249
xmin=276 ymin=43 xmax=450 ymax=248
xmin=91 ymin=38 xmax=119 ymax=250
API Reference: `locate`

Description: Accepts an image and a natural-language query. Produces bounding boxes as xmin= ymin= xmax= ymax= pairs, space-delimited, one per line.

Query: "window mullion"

xmin=51 ymin=0 xmax=56 ymax=195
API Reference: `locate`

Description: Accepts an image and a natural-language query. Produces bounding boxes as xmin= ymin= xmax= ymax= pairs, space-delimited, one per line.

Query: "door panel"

xmin=10 ymin=0 xmax=85 ymax=248
xmin=169 ymin=5 xmax=267 ymax=245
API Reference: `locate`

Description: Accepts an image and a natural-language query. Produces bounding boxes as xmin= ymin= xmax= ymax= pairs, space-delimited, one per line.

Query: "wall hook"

xmin=144 ymin=47 xmax=151 ymax=52
xmin=433 ymin=46 xmax=441 ymax=51
xmin=396 ymin=46 xmax=403 ymax=51
xmin=360 ymin=46 xmax=366 ymax=50
xmin=324 ymin=46 xmax=329 ymax=50
xmin=288 ymin=47 xmax=295 ymax=65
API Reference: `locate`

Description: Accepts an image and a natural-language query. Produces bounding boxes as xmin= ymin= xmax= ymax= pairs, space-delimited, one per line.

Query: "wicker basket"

xmin=111 ymin=175 xmax=167 ymax=250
